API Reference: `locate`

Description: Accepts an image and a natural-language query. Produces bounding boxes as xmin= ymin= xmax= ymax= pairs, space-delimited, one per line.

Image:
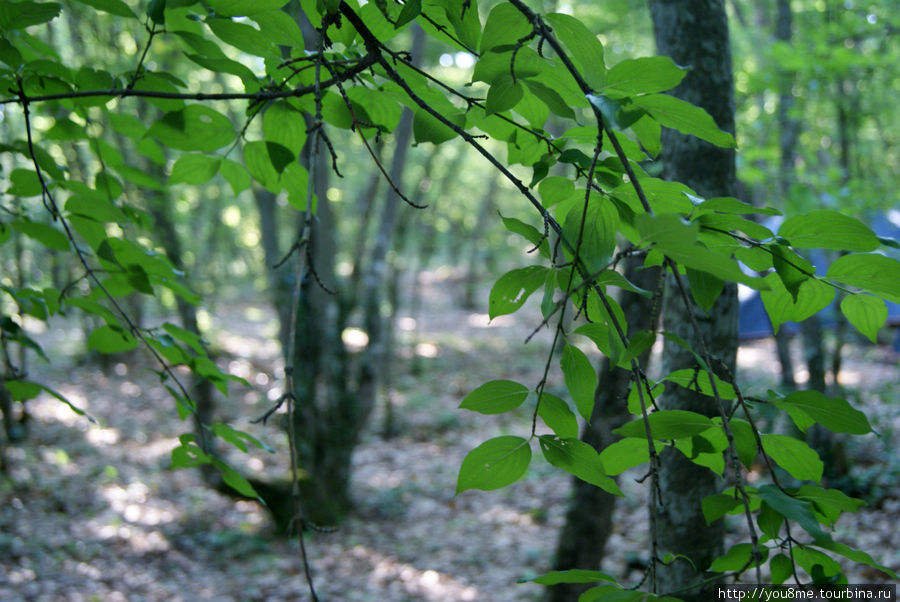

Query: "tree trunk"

xmin=649 ymin=2 xmax=738 ymax=599
xmin=462 ymin=176 xmax=499 ymax=309
xmin=253 ymin=188 xmax=294 ymax=353
xmin=546 ymin=260 xmax=661 ymax=602
xmin=773 ymin=0 xmax=798 ymax=390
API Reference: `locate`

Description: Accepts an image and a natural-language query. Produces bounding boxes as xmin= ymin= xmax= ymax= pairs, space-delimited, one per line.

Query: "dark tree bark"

xmin=249 ymin=11 xmax=429 ymax=527
xmin=462 ymin=175 xmax=499 ymax=309
xmin=649 ymin=2 xmax=738 ymax=599
xmin=546 ymin=259 xmax=661 ymax=602
xmin=772 ymin=0 xmax=798 ymax=390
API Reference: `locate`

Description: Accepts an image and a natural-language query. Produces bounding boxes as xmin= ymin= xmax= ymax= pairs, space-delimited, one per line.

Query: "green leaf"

xmin=456 ymin=436 xmax=531 ymax=494
xmin=709 ymin=543 xmax=755 ymax=573
xmin=207 ymin=17 xmax=276 ymax=58
xmin=244 ymin=140 xmax=293 ymax=192
xmin=212 ymin=423 xmax=275 ymax=454
xmin=73 ymin=0 xmax=135 ymax=17
xmin=523 ymin=569 xmax=615 ymax=586
xmin=773 ymin=390 xmax=871 ymax=435
xmin=827 ymin=253 xmax=900 ymax=304
xmin=0 ymin=1 xmax=61 ymax=31
xmin=220 ymin=159 xmax=251 ymax=195
xmin=169 ymin=154 xmax=221 ymax=185
xmin=594 ymin=270 xmax=652 ymax=297
xmin=525 ymin=80 xmax=576 ymax=120
xmin=88 ymin=325 xmax=138 ymax=353
xmin=664 ymin=369 xmax=736 ymax=400
xmin=537 ymin=393 xmax=578 ymax=439
xmin=146 ymin=106 xmax=235 ymax=152
xmin=10 ymin=220 xmax=69 ymax=251
xmin=757 ymin=484 xmax=830 ymax=542
xmin=473 ymin=48 xmax=544 ymax=85
xmin=779 ymin=210 xmax=880 ymax=252
xmin=499 ymin=214 xmax=550 ymax=258
xmin=614 ymin=410 xmax=715 ymax=440
xmin=761 ymin=274 xmax=835 ymax=335
xmin=635 ymin=213 xmax=766 ymax=289
xmin=812 ymin=540 xmax=898 ymax=579
xmin=687 ymin=267 xmax=724 ymax=311
xmin=621 ymin=330 xmax=656 ymax=365
xmin=212 ymin=458 xmax=259 ymax=499
xmin=795 ymin=485 xmax=865 ymax=526
xmin=770 ymin=243 xmax=813 ymax=301
xmin=697 ymin=196 xmax=781 ymax=216
xmin=146 ymin=0 xmax=165 ymax=24
xmin=770 ymin=554 xmax=793 ymax=585
xmin=485 ymin=74 xmax=523 ymax=116
xmin=757 ymin=498 xmax=784 ymax=539
xmin=459 ymin=380 xmax=529 ymax=415
xmin=395 ymin=0 xmax=420 ymax=28
xmin=631 ymin=115 xmax=661 ymax=157
xmin=8 ymin=168 xmax=43 ymax=197
xmin=561 ymin=344 xmax=596 ymax=420
xmin=171 ymin=437 xmax=210 ymax=469
xmin=538 ymin=176 xmax=575 ymax=207
xmin=162 ymin=322 xmax=206 ymax=354
xmin=480 ymin=2 xmax=530 ymax=53
xmin=125 ymin=264 xmax=154 ymax=295
xmin=702 ymin=493 xmax=742 ymax=524
xmin=598 ymin=438 xmax=653 ymax=476
xmin=792 ymin=546 xmax=842 ymax=581
xmin=840 ymin=294 xmax=887 ymax=344
xmin=184 ymin=54 xmax=260 ymax=90
xmin=488 ymin=265 xmax=548 ymax=319
xmin=538 ymin=436 xmax=622 ymax=496
xmin=578 ymin=585 xmax=664 ymax=602
xmin=282 ymin=163 xmax=316 ymax=212
xmin=0 ymin=38 xmax=23 ymax=68
xmin=603 ymin=56 xmax=686 ymax=96
xmin=250 ymin=8 xmax=305 ymax=47
xmin=727 ymin=418 xmax=758 ymax=469
xmin=633 ymin=94 xmax=735 ymax=148
xmin=131 ymin=72 xmax=184 ymax=111
xmin=544 ymin=13 xmax=605 ymax=90
xmin=762 ymin=434 xmax=823 ymax=482
xmin=562 ymin=194 xmax=618 ymax=272
xmin=9 ymin=379 xmax=93 ymax=422
xmin=206 ymin=0 xmax=289 ymax=17
xmin=412 ymin=109 xmax=464 ymax=145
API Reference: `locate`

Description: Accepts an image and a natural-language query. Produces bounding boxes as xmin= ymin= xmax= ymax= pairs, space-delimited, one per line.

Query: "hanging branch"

xmin=15 ymin=79 xmax=201 ymax=427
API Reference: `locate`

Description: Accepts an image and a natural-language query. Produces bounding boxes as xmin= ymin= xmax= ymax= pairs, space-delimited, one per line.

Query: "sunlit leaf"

xmin=459 ymin=380 xmax=529 ymax=415
xmin=456 ymin=436 xmax=531 ymax=494
xmin=539 ymin=436 xmax=622 ymax=495
xmin=561 ymin=344 xmax=596 ymax=420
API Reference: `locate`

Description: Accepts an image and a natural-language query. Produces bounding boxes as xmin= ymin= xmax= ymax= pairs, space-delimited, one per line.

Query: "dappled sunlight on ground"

xmin=415 ymin=342 xmax=440 ymax=357
xmin=353 ymin=544 xmax=481 ymax=601
xmin=2 ymin=270 xmax=898 ymax=599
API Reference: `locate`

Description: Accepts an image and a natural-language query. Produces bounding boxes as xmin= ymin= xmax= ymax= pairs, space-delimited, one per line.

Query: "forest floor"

xmin=2 ymin=268 xmax=899 ymax=601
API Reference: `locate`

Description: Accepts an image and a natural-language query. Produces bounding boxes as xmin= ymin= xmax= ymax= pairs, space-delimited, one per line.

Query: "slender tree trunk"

xmin=356 ymin=23 xmax=425 ymax=434
xmin=649 ymin=2 xmax=738 ymax=599
xmin=546 ymin=260 xmax=661 ymax=602
xmin=254 ymin=188 xmax=294 ymax=353
xmin=462 ymin=176 xmax=499 ymax=309
xmin=773 ymin=0 xmax=798 ymax=390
